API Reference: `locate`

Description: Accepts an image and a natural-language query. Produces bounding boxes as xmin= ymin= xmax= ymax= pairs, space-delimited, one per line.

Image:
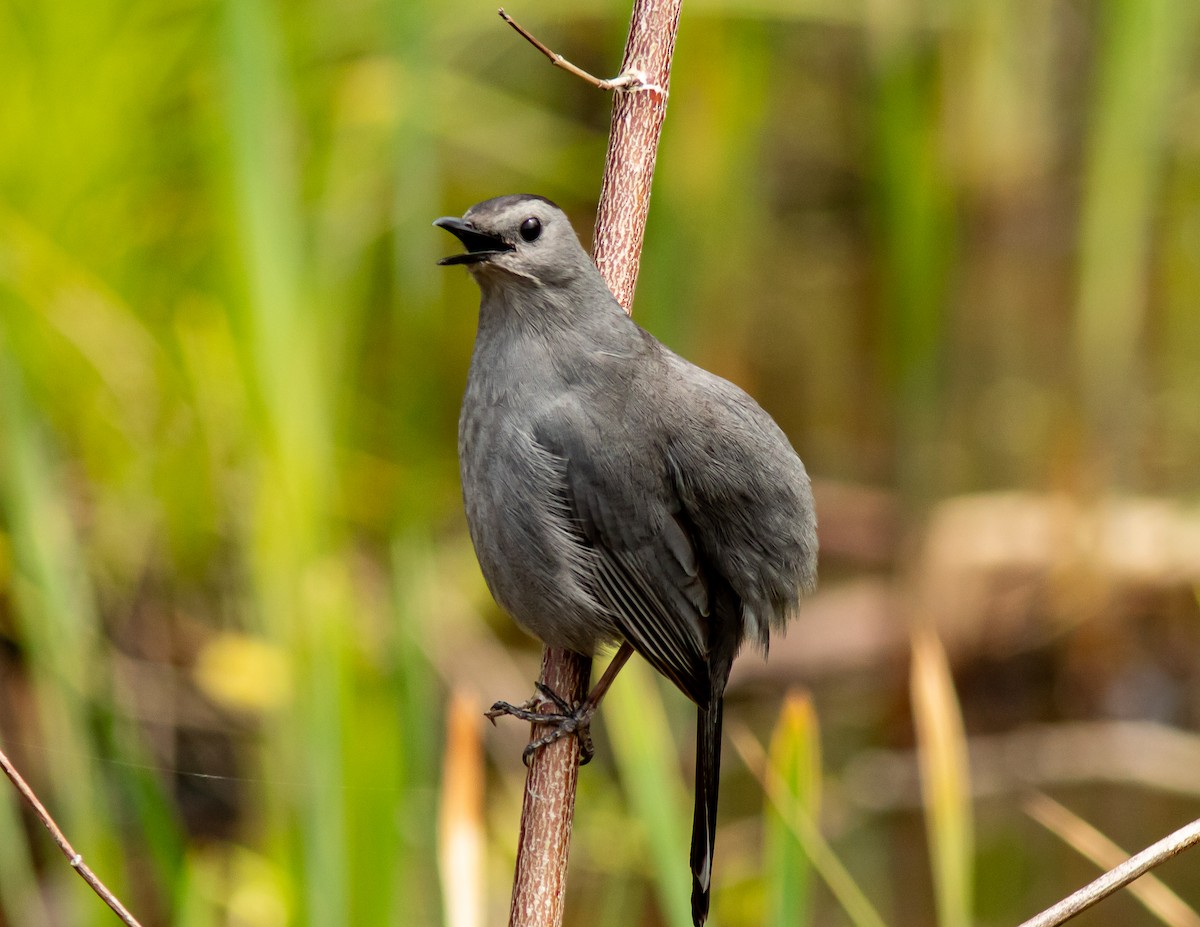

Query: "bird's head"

xmin=434 ymin=194 xmax=592 ymax=289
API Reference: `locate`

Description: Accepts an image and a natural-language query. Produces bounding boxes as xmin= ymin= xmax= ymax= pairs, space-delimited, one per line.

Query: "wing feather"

xmin=532 ymin=419 xmax=712 ymax=705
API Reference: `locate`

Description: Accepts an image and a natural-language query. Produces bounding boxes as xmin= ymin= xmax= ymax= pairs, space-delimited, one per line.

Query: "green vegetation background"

xmin=2 ymin=1 xmax=1199 ymax=925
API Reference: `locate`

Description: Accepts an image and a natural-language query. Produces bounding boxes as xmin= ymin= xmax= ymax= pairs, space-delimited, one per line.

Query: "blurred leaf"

xmin=606 ymin=658 xmax=693 ymax=927
xmin=0 ymin=758 xmax=52 ymax=926
xmin=765 ymin=690 xmax=821 ymax=927
xmin=731 ymin=724 xmax=886 ymax=927
xmin=0 ymin=1 xmax=1198 ymax=924
xmin=193 ymin=632 xmax=292 ymax=714
xmin=911 ymin=627 xmax=974 ymax=927
xmin=439 ymin=690 xmax=486 ymax=927
xmin=1075 ymin=0 xmax=1200 ymax=474
xmin=865 ymin=5 xmax=956 ymax=501
xmin=0 ymin=324 xmax=121 ymax=926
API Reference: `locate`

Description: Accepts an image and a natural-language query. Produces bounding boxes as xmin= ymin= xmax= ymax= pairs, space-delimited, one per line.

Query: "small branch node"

xmin=71 ymin=853 xmax=84 ymax=868
xmin=601 ymin=69 xmax=668 ymax=96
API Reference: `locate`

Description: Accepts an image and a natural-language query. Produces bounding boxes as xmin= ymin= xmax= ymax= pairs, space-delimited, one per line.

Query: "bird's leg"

xmin=485 ymin=691 xmax=598 ymax=765
xmin=486 ymin=641 xmax=635 ymax=766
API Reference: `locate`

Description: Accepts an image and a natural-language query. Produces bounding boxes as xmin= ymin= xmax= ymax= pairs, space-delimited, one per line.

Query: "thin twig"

xmin=1016 ymin=810 xmax=1200 ymax=927
xmin=0 ymin=743 xmax=144 ymax=927
xmin=1024 ymin=793 xmax=1200 ymax=927
xmin=498 ymin=9 xmax=656 ymax=93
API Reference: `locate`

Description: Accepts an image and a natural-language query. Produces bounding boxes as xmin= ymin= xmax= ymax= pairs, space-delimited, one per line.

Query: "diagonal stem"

xmin=499 ymin=9 xmax=648 ymax=91
xmin=1017 ymin=805 xmax=1200 ymax=927
xmin=0 ymin=744 xmax=144 ymax=927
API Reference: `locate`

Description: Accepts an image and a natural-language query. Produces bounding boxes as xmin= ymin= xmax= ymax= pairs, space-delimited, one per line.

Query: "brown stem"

xmin=505 ymin=3 xmax=681 ymax=926
xmin=593 ymin=0 xmax=680 ymax=315
xmin=0 ymin=744 xmax=145 ymax=927
xmin=507 ymin=648 xmax=592 ymax=927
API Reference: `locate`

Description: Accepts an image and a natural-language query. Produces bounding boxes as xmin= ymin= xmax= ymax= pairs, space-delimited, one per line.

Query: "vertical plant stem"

xmin=507 ymin=2 xmax=681 ymax=926
xmin=593 ymin=1 xmax=682 ymax=317
xmin=508 ymin=649 xmax=593 ymax=927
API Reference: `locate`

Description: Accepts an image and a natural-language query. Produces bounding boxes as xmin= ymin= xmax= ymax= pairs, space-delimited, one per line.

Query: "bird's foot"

xmin=486 ymin=682 xmax=596 ymax=766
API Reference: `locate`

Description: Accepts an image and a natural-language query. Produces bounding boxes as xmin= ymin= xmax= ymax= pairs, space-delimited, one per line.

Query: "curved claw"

xmin=487 ymin=684 xmax=597 ymax=766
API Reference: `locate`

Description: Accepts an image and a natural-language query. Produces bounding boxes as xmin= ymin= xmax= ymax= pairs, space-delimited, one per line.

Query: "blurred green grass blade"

xmin=605 ymin=658 xmax=693 ymax=927
xmin=732 ymin=725 xmax=885 ymax=927
xmin=388 ymin=2 xmax=441 ymax=309
xmin=388 ymin=538 xmax=444 ymax=926
xmin=220 ymin=0 xmax=330 ymax=511
xmin=0 ymin=322 xmax=119 ymax=926
xmin=294 ymin=608 xmax=351 ymax=927
xmin=344 ymin=684 xmax=404 ymax=925
xmin=174 ymin=856 xmax=219 ymax=927
xmin=219 ymin=0 xmax=349 ymax=923
xmin=765 ymin=691 xmax=821 ymax=927
xmin=1075 ymin=0 xmax=1197 ymax=466
xmin=0 ymin=758 xmax=52 ymax=926
xmin=101 ymin=716 xmax=187 ymax=904
xmin=911 ymin=628 xmax=974 ymax=927
xmin=221 ymin=0 xmax=304 ymax=400
xmin=866 ymin=11 xmax=955 ymax=501
xmin=0 ymin=329 xmax=97 ymax=702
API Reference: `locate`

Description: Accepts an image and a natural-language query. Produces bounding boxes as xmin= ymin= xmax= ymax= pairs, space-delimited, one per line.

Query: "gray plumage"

xmin=436 ymin=194 xmax=817 ymax=926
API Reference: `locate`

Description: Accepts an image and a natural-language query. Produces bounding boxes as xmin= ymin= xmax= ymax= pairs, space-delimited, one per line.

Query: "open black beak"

xmin=434 ymin=216 xmax=514 ymax=266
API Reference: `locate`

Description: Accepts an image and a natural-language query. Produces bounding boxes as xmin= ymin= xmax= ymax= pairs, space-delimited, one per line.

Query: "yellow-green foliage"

xmin=2 ymin=1 xmax=1199 ymax=926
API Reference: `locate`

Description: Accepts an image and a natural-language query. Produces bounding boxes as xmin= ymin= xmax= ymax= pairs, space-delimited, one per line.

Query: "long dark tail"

xmin=690 ymin=696 xmax=724 ymax=926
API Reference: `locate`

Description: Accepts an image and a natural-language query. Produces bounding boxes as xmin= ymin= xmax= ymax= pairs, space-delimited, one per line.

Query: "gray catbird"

xmin=436 ymin=194 xmax=817 ymax=926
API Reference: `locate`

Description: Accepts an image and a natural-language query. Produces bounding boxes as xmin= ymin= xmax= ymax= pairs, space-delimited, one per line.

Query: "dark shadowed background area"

xmin=2 ymin=1 xmax=1199 ymax=925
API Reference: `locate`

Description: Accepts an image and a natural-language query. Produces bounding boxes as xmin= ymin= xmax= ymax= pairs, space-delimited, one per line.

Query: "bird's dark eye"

xmin=519 ymin=216 xmax=542 ymax=242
